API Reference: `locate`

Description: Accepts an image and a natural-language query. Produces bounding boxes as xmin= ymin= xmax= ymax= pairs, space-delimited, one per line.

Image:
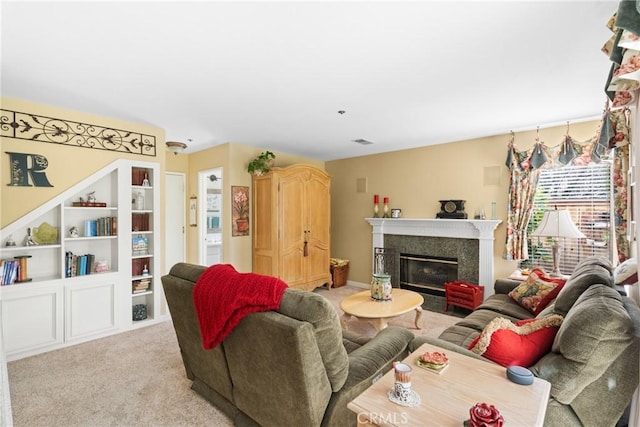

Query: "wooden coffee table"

xmin=340 ymin=289 xmax=424 ymax=332
xmin=348 ymin=342 xmax=551 ymax=426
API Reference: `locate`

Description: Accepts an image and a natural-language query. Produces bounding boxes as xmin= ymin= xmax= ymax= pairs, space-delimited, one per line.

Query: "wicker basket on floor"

xmin=330 ymin=258 xmax=349 ymax=288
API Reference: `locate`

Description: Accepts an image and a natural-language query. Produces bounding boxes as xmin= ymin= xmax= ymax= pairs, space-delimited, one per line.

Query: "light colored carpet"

xmin=8 ymin=285 xmax=459 ymax=426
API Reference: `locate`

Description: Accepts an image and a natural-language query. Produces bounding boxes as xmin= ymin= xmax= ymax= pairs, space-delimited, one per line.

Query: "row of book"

xmin=132 ymin=213 xmax=150 ymax=232
xmin=1 ymin=257 xmax=30 ymax=285
xmin=132 ymin=278 xmax=151 ymax=294
xmin=82 ymin=217 xmax=117 ymax=237
xmin=65 ymin=251 xmax=95 ymax=277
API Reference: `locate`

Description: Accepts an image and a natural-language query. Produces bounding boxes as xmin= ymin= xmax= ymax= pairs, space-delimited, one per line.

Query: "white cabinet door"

xmin=66 ymin=275 xmax=117 ymax=342
xmin=1 ymin=283 xmax=64 ymax=359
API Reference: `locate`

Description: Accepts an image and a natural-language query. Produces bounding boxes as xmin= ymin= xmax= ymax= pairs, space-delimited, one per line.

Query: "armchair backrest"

xmin=162 ymin=263 xmax=350 ymax=427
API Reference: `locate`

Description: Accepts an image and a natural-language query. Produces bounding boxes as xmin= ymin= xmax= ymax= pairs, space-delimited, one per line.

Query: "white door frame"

xmin=198 ymin=168 xmax=223 ymax=266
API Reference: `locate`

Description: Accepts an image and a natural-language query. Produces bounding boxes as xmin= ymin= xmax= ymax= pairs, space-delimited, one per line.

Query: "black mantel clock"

xmin=436 ymin=200 xmax=468 ymax=219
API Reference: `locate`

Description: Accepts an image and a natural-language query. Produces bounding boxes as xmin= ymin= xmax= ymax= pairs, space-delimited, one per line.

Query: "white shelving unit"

xmin=0 ymin=159 xmax=162 ymax=361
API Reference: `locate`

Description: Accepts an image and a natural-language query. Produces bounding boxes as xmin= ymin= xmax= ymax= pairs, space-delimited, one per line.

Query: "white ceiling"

xmin=1 ymin=1 xmax=618 ymax=160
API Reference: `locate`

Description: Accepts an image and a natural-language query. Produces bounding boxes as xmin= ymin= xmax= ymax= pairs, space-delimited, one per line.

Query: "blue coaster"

xmin=507 ymin=366 xmax=534 ymax=385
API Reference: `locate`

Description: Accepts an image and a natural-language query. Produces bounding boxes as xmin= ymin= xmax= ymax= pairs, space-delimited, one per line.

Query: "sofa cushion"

xmin=437 ymin=324 xmax=483 ymax=348
xmin=277 ymin=289 xmax=349 ymax=391
xmin=532 ymin=285 xmax=636 ymax=403
xmin=553 ymin=258 xmax=613 ymax=317
xmin=508 ymin=272 xmax=565 ymax=315
xmin=473 ymin=294 xmax=534 ymax=320
xmin=468 ymin=315 xmax=563 ymax=367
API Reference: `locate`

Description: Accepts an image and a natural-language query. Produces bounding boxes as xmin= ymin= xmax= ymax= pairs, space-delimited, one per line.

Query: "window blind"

xmin=523 ymin=162 xmax=612 ymax=275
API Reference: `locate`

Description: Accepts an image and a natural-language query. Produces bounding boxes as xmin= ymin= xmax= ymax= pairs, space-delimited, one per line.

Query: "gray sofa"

xmin=161 ymin=262 xmax=414 ymax=427
xmin=411 ymin=256 xmax=640 ymax=427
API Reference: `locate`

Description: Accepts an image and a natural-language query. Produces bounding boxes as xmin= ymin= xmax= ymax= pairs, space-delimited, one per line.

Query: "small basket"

xmin=330 ymin=258 xmax=350 ymax=288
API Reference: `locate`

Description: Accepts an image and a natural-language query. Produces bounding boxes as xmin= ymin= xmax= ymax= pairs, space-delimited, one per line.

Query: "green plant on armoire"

xmin=247 ymin=151 xmax=275 ymax=176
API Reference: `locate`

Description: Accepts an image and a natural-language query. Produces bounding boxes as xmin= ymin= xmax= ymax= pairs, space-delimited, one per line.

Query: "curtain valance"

xmin=505 ymin=109 xmax=631 ymax=173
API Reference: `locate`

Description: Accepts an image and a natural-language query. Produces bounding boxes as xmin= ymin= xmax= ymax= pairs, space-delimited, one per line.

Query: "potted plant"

xmin=247 ymin=151 xmax=276 ymax=176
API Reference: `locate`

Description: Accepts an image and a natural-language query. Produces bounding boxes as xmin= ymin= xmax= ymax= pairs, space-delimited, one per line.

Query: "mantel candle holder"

xmin=373 ymin=194 xmax=380 ymax=218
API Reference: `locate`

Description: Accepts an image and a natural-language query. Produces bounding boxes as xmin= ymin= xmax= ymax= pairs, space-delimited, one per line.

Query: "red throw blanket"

xmin=193 ymin=264 xmax=288 ymax=349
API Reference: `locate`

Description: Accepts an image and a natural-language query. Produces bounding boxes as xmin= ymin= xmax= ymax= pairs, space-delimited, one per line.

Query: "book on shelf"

xmin=132 ymin=213 xmax=150 ymax=231
xmin=1 ymin=259 xmax=17 ymax=285
xmin=83 ymin=217 xmax=117 ymax=237
xmin=65 ymin=252 xmax=95 ymax=277
xmin=132 ymin=278 xmax=151 ymax=293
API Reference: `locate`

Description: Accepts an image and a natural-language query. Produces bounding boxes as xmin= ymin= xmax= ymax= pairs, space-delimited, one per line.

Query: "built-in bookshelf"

xmin=130 ymin=166 xmax=157 ymax=323
xmin=0 ymin=159 xmax=162 ymax=361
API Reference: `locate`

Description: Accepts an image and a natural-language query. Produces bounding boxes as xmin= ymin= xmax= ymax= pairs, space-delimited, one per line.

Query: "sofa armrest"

xmin=321 ymin=327 xmax=414 ymax=427
xmin=494 ymin=278 xmax=522 ymax=295
xmin=345 ymin=326 xmax=414 ymax=385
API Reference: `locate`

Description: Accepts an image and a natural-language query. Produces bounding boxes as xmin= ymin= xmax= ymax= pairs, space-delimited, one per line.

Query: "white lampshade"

xmin=531 ymin=209 xmax=585 ymax=239
xmin=530 ymin=208 xmax=585 ymax=277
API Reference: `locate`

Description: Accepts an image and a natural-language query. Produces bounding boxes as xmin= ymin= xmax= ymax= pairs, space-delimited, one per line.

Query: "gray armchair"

xmin=162 ymin=262 xmax=414 ymax=427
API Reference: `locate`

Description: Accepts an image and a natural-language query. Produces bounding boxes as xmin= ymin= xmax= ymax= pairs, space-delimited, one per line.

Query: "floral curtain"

xmin=504 ymin=140 xmax=540 ymax=260
xmin=602 ymin=1 xmax=638 ymax=262
xmin=503 ymin=109 xmax=632 ymax=262
xmin=610 ymin=110 xmax=632 ymax=262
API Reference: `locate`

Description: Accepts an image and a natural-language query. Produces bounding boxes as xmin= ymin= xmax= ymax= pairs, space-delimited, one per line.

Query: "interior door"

xmin=165 ymin=172 xmax=186 ymax=273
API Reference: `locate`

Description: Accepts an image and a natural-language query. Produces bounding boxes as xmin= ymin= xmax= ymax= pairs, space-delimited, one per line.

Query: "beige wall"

xmin=326 ymin=120 xmax=601 ymax=285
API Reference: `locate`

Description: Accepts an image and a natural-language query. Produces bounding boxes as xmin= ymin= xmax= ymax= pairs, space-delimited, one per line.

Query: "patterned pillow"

xmin=615 ymin=258 xmax=637 ymax=285
xmin=508 ymin=272 xmax=565 ymax=315
xmin=468 ymin=315 xmax=564 ymax=367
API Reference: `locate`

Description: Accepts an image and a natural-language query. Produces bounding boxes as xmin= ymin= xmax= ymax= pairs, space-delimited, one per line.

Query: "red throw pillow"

xmin=468 ymin=315 xmax=564 ymax=367
xmin=508 ymin=272 xmax=566 ymax=315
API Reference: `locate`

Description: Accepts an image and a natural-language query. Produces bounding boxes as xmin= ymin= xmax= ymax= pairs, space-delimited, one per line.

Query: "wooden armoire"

xmin=252 ymin=165 xmax=331 ymax=291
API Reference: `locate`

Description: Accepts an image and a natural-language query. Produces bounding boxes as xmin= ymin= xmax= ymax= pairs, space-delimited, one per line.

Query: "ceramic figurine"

xmin=24 ymin=227 xmax=37 ymax=246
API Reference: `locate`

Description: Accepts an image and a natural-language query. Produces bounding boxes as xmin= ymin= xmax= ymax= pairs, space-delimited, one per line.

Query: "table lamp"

xmin=530 ymin=208 xmax=585 ymax=277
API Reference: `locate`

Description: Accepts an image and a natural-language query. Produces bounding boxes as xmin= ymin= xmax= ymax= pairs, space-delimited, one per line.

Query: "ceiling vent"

xmin=353 ymin=138 xmax=373 ymax=145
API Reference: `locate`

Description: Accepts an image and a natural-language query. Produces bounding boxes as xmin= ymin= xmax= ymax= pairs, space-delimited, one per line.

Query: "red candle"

xmin=374 ymin=194 xmax=379 ymax=203
xmin=384 ymin=197 xmax=389 ymax=204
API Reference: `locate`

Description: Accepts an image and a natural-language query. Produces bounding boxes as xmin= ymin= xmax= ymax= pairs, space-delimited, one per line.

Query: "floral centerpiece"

xmin=463 ymin=403 xmax=504 ymax=427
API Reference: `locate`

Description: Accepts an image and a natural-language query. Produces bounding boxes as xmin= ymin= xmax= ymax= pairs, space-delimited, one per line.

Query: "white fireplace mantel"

xmin=366 ymin=218 xmax=502 ymax=299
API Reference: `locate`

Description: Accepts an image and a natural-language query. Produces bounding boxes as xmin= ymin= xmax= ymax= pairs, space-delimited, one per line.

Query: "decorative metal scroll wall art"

xmin=0 ymin=109 xmax=157 ymax=156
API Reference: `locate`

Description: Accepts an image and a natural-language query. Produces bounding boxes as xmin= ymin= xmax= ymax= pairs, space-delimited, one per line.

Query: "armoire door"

xmin=278 ymin=173 xmax=306 ymax=286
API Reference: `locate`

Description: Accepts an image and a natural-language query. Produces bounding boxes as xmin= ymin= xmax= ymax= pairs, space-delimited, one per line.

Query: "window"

xmin=521 ymin=161 xmax=612 ymax=275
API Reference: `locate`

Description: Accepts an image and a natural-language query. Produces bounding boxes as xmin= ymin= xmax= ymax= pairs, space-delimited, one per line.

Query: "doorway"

xmin=198 ymin=168 xmax=223 ymax=266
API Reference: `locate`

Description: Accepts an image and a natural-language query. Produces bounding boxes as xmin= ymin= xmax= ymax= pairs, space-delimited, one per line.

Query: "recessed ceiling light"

xmin=353 ymin=138 xmax=373 ymax=145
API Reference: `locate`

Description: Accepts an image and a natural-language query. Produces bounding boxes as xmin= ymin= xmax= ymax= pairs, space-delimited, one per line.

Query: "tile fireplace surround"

xmin=366 ymin=218 xmax=502 ymax=300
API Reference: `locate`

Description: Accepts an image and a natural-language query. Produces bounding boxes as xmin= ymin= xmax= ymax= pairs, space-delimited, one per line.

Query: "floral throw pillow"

xmin=508 ymin=272 xmax=565 ymax=315
xmin=615 ymin=258 xmax=638 ymax=285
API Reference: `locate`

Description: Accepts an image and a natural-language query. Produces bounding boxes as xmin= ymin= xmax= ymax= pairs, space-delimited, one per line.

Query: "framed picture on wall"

xmin=189 ymin=196 xmax=197 ymax=227
xmin=231 ymin=186 xmax=249 ymax=237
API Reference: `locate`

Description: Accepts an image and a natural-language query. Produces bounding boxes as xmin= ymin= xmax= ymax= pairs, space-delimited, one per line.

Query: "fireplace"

xmin=400 ymin=254 xmax=457 ymax=294
xmin=366 ymin=218 xmax=502 ymax=299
